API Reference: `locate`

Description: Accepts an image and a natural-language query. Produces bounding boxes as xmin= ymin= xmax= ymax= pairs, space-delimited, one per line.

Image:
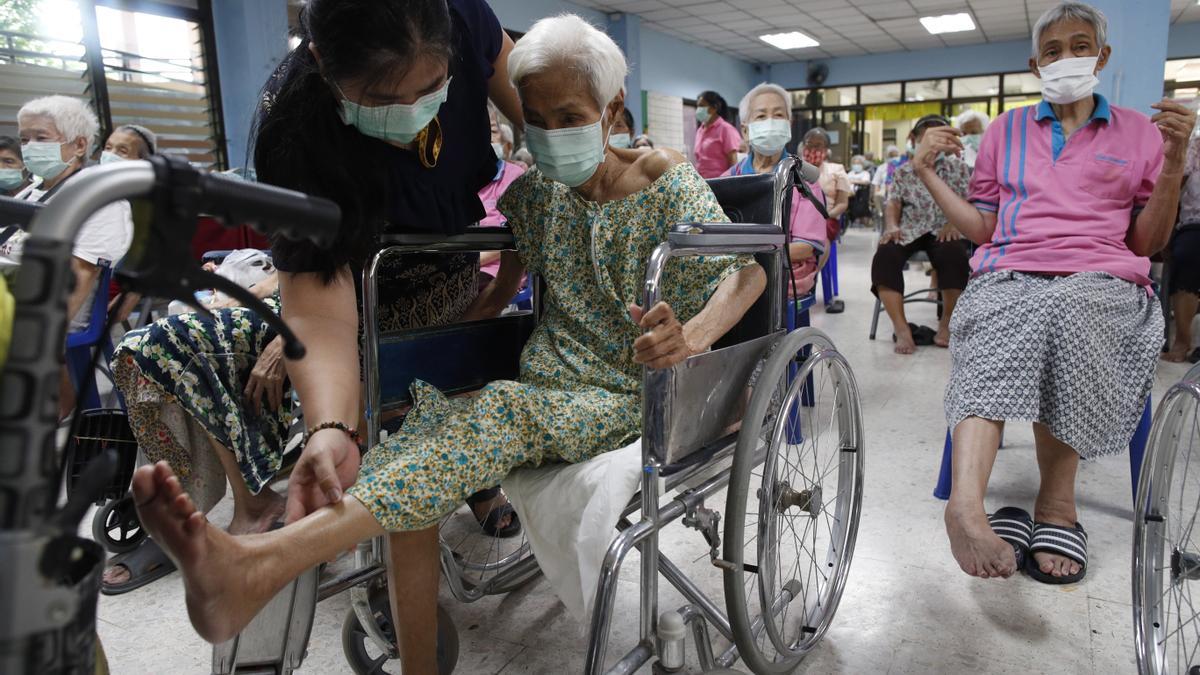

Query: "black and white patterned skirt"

xmin=944 ymin=271 xmax=1163 ymax=459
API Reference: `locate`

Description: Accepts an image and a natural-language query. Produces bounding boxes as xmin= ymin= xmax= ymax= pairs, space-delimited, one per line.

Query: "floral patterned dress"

xmin=347 ymin=162 xmax=754 ymax=531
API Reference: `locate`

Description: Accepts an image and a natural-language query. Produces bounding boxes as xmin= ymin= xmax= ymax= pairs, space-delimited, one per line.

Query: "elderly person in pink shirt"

xmin=477 ymin=104 xmax=525 ymax=287
xmin=722 ymin=82 xmax=827 ymax=298
xmin=917 ymin=1 xmax=1196 ymax=586
xmin=692 ymin=90 xmax=740 ymax=178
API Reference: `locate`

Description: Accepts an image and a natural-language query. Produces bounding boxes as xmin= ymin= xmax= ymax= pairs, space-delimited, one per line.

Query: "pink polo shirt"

xmin=724 ymin=154 xmax=828 ymax=296
xmin=694 ymin=116 xmax=741 ymax=179
xmin=477 ymin=160 xmax=525 ymax=277
xmin=968 ymin=95 xmax=1163 ymax=286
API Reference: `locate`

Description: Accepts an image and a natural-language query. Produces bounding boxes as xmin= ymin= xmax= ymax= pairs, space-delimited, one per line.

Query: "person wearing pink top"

xmin=692 ymin=90 xmax=740 ymax=179
xmin=916 ymin=2 xmax=1197 ymax=587
xmin=722 ymin=82 xmax=827 ymax=298
xmin=477 ymin=105 xmax=526 ymax=286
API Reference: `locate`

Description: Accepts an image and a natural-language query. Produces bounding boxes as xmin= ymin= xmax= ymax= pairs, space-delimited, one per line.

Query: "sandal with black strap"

xmin=101 ymin=538 xmax=176 ymax=595
xmin=988 ymin=506 xmax=1033 ymax=570
xmin=1024 ymin=521 xmax=1088 ymax=584
xmin=465 ymin=487 xmax=522 ymax=539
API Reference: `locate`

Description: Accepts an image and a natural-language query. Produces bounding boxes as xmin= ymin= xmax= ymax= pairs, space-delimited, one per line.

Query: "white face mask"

xmin=491 ymin=141 xmax=506 ymax=160
xmin=1038 ymin=56 xmax=1099 ymax=105
xmin=747 ymin=119 xmax=791 ymax=155
xmin=608 ymin=133 xmax=631 ymax=149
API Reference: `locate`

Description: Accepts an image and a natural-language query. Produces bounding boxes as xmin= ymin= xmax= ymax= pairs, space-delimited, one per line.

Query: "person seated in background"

xmin=871 ymin=144 xmax=902 ymax=220
xmin=873 ymin=114 xmax=972 ymax=354
xmin=863 ymin=151 xmax=878 ymax=171
xmin=693 ymin=89 xmax=740 ymax=178
xmin=918 ymin=1 xmax=1195 ymax=584
xmin=131 ymin=17 xmax=766 ymax=672
xmin=633 ymin=134 xmax=654 ymax=149
xmin=478 ymin=103 xmax=526 ymax=288
xmin=0 ymin=135 xmax=31 ymax=197
xmin=609 ymin=106 xmax=634 ymax=149
xmin=101 ymin=123 xmax=157 ymax=162
xmin=956 ymin=110 xmax=989 ymax=170
xmin=511 ymin=145 xmax=533 ymax=170
xmin=802 ymin=127 xmax=851 ymax=311
xmin=723 ymin=82 xmax=828 ymax=298
xmin=847 ymin=154 xmax=872 ymax=186
xmin=846 ymin=153 xmax=874 ymax=227
xmin=1164 ymin=131 xmax=1200 ymax=362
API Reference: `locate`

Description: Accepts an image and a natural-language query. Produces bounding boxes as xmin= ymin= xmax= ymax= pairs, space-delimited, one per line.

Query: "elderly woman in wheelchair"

xmin=132 ymin=13 xmax=766 ymax=672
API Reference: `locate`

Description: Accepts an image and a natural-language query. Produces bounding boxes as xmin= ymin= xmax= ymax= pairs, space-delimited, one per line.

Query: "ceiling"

xmin=570 ymin=0 xmax=1200 ymax=64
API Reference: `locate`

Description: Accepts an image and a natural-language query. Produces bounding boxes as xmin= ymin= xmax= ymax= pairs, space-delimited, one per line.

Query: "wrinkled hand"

xmin=630 ymin=302 xmax=692 ymax=370
xmin=1151 ymin=99 xmax=1197 ymax=168
xmin=244 ymin=335 xmax=286 ymax=415
xmin=285 ymin=428 xmax=362 ymax=523
xmin=936 ymin=226 xmax=962 ymax=242
xmin=879 ymin=227 xmax=903 ymax=245
xmin=915 ymin=126 xmax=963 ymax=172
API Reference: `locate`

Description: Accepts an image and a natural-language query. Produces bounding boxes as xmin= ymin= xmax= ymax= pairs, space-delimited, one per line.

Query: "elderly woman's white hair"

xmin=1031 ymin=1 xmax=1107 ymax=57
xmin=956 ymin=109 xmax=989 ymax=130
xmin=18 ymin=95 xmax=100 ymax=151
xmin=498 ymin=122 xmax=514 ymax=146
xmin=507 ymin=14 xmax=628 ymax=109
xmin=738 ymin=83 xmax=791 ymax=123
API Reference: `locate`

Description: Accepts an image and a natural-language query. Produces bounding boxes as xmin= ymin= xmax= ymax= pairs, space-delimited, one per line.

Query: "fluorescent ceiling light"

xmin=759 ymin=31 xmax=820 ymax=50
xmin=919 ymin=12 xmax=976 ymax=34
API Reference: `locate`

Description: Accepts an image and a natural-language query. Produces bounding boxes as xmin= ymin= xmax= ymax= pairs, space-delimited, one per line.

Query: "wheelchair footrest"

xmin=212 ymin=565 xmax=319 ymax=675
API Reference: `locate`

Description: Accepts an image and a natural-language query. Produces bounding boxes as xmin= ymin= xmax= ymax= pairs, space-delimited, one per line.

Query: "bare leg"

xmin=943 ymin=417 xmax=1016 ymax=578
xmin=386 ymin=530 xmax=440 ymax=674
xmin=132 ymin=461 xmax=384 ymax=643
xmin=935 ymin=289 xmax=962 ymax=348
xmin=1031 ymin=424 xmax=1083 ymax=578
xmin=928 ymin=270 xmax=940 ymax=301
xmin=879 ymin=287 xmax=915 ymax=354
xmin=210 ymin=436 xmax=286 ymax=535
xmin=1164 ymin=292 xmax=1197 ymax=362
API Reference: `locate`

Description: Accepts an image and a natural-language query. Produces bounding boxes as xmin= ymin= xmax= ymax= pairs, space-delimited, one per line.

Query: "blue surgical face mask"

xmin=747 ymin=119 xmax=791 ymax=155
xmin=525 ymin=112 xmax=609 ymax=187
xmin=609 ymin=133 xmax=631 ymax=149
xmin=22 ymin=141 xmax=71 ymax=181
xmin=100 ymin=150 xmax=125 ymax=164
xmin=0 ymin=168 xmax=23 ymax=190
xmin=336 ymin=77 xmax=451 ymax=144
xmin=851 ymin=163 xmax=864 ymax=172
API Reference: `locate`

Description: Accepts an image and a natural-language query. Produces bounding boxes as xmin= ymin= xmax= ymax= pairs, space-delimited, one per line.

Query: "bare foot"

xmin=935 ymin=326 xmax=951 ymax=348
xmin=944 ymin=501 xmax=1017 ymax=578
xmin=1032 ymin=501 xmax=1082 ymax=579
xmin=1163 ymin=342 xmax=1190 ymax=363
xmin=228 ymin=488 xmax=287 ymax=535
xmin=132 ymin=461 xmax=284 ymax=643
xmin=893 ymin=329 xmax=916 ymax=355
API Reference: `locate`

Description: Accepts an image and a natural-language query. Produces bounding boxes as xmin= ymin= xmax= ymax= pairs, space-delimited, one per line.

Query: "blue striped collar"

xmin=1035 ymin=94 xmax=1111 ymax=124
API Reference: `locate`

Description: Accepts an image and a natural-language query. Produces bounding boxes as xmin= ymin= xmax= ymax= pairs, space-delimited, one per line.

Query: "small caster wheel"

xmin=342 ymin=582 xmax=459 ymax=674
xmin=92 ymin=493 xmax=146 ymax=554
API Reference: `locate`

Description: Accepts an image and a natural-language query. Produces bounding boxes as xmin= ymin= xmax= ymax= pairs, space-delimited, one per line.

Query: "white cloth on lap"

xmin=502 ymin=439 xmax=647 ymax=623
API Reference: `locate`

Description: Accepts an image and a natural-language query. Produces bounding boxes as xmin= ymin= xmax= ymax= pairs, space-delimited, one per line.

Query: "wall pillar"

xmin=606 ymin=12 xmax=643 ymax=132
xmin=1086 ymin=0 xmax=1170 ymax=113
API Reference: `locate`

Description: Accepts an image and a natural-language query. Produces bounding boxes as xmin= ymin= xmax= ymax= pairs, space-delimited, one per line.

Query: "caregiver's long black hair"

xmin=252 ymin=0 xmax=453 ymax=282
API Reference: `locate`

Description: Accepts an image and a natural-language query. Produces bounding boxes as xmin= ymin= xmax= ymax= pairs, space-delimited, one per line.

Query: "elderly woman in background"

xmin=0 ymin=136 xmax=30 ymax=197
xmin=801 ymin=126 xmax=851 ymax=311
xmin=723 ymin=82 xmax=828 ymax=298
xmin=633 ymin=134 xmax=654 ymax=149
xmin=610 ymin=106 xmax=635 ymax=149
xmin=101 ymin=123 xmax=157 ymax=162
xmin=693 ymin=89 xmax=740 ymax=178
xmin=955 ymin=110 xmax=989 ymax=170
xmin=131 ymin=13 xmax=765 ymax=672
xmin=918 ymin=1 xmax=1196 ymax=584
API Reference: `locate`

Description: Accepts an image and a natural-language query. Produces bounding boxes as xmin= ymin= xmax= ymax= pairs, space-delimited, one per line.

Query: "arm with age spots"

xmin=629 ymin=263 xmax=767 ymax=370
xmin=1126 ymin=100 xmax=1197 ymax=257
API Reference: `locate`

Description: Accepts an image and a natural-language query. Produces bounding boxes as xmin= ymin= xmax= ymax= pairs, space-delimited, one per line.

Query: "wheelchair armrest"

xmin=667 ymin=223 xmax=785 ymax=250
xmin=379 ymin=226 xmax=515 ymax=252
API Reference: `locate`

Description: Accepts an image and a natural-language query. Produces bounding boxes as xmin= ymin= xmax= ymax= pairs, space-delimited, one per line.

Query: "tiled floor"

xmin=94 ymin=227 xmax=1190 ymax=673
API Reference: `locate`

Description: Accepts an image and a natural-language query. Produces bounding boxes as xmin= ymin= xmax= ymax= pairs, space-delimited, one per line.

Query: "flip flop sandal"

xmin=912 ymin=324 xmax=937 ymax=346
xmin=988 ymin=506 xmax=1032 ymax=570
xmin=101 ymin=538 xmax=176 ymax=595
xmin=1024 ymin=521 xmax=1088 ymax=584
xmin=465 ymin=487 xmax=522 ymax=538
xmin=826 ymin=299 xmax=845 ymax=314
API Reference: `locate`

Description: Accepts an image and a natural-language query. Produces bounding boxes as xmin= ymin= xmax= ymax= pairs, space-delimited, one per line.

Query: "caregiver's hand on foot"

xmin=285 ymin=428 xmax=362 ymax=523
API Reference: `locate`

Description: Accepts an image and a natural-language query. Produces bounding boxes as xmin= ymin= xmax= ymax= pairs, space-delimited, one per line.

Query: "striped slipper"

xmin=988 ymin=507 xmax=1033 ymax=570
xmin=1024 ymin=521 xmax=1088 ymax=585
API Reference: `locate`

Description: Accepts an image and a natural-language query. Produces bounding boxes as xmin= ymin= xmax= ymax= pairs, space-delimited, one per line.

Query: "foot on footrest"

xmin=211 ymin=565 xmax=320 ymax=675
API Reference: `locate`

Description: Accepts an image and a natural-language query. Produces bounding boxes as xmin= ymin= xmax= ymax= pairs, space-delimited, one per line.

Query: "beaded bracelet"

xmin=302 ymin=421 xmax=362 ymax=451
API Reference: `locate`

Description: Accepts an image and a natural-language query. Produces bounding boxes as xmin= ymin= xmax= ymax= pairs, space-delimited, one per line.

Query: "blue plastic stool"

xmin=66 ymin=261 xmax=118 ymax=410
xmin=785 ymin=294 xmax=818 ymax=443
xmin=933 ymin=397 xmax=1153 ymax=502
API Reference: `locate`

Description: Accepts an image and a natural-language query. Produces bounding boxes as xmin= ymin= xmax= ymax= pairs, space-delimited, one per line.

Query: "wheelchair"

xmin=230 ymin=155 xmax=863 ymax=675
xmin=1133 ymin=362 xmax=1200 ymax=674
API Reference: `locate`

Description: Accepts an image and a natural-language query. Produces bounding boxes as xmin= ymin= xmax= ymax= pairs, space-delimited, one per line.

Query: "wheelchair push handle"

xmin=0 ymin=195 xmax=42 ymax=229
xmin=199 ymin=172 xmax=341 ymax=248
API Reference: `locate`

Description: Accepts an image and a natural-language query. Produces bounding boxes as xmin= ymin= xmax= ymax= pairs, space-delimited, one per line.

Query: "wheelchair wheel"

xmin=722 ymin=328 xmax=864 ymax=674
xmin=1134 ymin=367 xmax=1200 ymax=674
xmin=438 ymin=496 xmax=538 ymax=601
xmin=92 ymin=493 xmax=146 ymax=554
xmin=341 ymin=581 xmax=459 ymax=674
